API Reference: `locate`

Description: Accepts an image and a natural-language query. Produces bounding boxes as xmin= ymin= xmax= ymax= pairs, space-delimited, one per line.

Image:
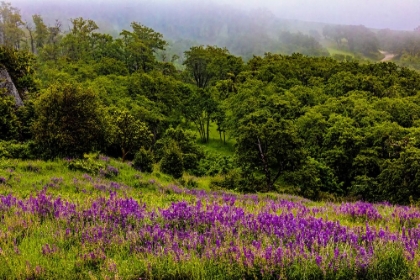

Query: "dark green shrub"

xmin=160 ymin=146 xmax=184 ymax=179
xmin=182 ymin=153 xmax=198 ymax=171
xmin=179 ymin=177 xmax=199 ymax=189
xmin=195 ymin=153 xmax=233 ymax=176
xmin=133 ymin=147 xmax=154 ymax=173
xmin=0 ymin=140 xmax=37 ymax=159
xmin=209 ymin=169 xmax=244 ymax=191
xmin=66 ymin=154 xmax=105 ymax=175
xmin=32 ymin=82 xmax=108 ymax=158
xmin=0 ymin=95 xmax=19 ymax=141
xmin=283 ymin=157 xmax=342 ymax=200
xmin=155 ymin=127 xmax=203 ymax=162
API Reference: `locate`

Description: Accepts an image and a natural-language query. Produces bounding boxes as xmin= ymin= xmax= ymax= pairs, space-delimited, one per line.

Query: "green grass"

xmin=0 ymin=156 xmax=419 ymax=279
xmin=326 ymin=47 xmax=355 ymax=58
xmin=196 ymin=121 xmax=235 ymax=157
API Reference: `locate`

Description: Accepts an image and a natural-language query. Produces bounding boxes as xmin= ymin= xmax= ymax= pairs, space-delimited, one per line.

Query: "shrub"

xmin=0 ymin=140 xmax=37 ymax=159
xmin=0 ymin=94 xmax=19 ymax=141
xmin=179 ymin=177 xmax=199 ymax=189
xmin=133 ymin=147 xmax=154 ymax=173
xmin=195 ymin=153 xmax=233 ymax=176
xmin=160 ymin=146 xmax=184 ymax=179
xmin=155 ymin=127 xmax=203 ymax=163
xmin=32 ymin=82 xmax=108 ymax=158
xmin=209 ymin=169 xmax=244 ymax=191
xmin=66 ymin=153 xmax=105 ymax=175
xmin=182 ymin=153 xmax=198 ymax=171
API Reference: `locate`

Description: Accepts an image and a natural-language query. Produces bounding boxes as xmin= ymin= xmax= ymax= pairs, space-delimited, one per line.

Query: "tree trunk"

xmin=121 ymin=148 xmax=128 ymax=162
xmin=206 ymin=114 xmax=210 ymax=143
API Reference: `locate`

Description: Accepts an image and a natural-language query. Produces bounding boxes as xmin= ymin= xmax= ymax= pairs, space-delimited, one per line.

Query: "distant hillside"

xmin=11 ymin=0 xmax=420 ymax=66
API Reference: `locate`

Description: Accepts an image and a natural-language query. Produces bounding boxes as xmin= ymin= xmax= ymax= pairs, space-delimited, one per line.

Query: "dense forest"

xmin=2 ymin=1 xmax=420 ymax=205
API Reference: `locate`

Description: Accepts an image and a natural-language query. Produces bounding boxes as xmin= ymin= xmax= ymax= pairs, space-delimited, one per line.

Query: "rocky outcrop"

xmin=0 ymin=67 xmax=23 ymax=107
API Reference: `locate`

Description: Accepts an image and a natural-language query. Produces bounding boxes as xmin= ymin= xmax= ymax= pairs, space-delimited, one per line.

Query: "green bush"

xmin=32 ymin=82 xmax=109 ymax=158
xmin=160 ymin=146 xmax=184 ymax=179
xmin=66 ymin=153 xmax=105 ymax=175
xmin=0 ymin=140 xmax=37 ymax=159
xmin=133 ymin=147 xmax=154 ymax=173
xmin=179 ymin=177 xmax=199 ymax=189
xmin=155 ymin=127 xmax=203 ymax=163
xmin=209 ymin=169 xmax=244 ymax=191
xmin=182 ymin=153 xmax=198 ymax=171
xmin=195 ymin=153 xmax=233 ymax=176
xmin=0 ymin=94 xmax=19 ymax=141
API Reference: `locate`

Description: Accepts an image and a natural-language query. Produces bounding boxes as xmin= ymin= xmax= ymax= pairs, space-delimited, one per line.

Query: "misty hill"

xmin=14 ymin=0 xmax=330 ymax=59
xmin=10 ymin=0 xmax=420 ymax=67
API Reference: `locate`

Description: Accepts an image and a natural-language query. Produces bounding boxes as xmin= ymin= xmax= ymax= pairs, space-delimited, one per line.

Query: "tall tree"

xmin=62 ymin=17 xmax=98 ymax=61
xmin=32 ymin=14 xmax=49 ymax=52
xmin=183 ymin=45 xmax=243 ymax=142
xmin=110 ymin=109 xmax=153 ymax=161
xmin=0 ymin=2 xmax=24 ymax=49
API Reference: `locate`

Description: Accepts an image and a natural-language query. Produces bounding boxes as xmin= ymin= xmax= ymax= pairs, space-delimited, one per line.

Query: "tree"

xmin=133 ymin=147 xmax=154 ymax=173
xmin=160 ymin=142 xmax=184 ymax=179
xmin=61 ymin=17 xmax=98 ymax=61
xmin=183 ymin=45 xmax=238 ymax=89
xmin=24 ymin=21 xmax=34 ymax=53
xmin=32 ymin=14 xmax=49 ymax=52
xmin=130 ymin=22 xmax=166 ymax=53
xmin=110 ymin=109 xmax=152 ymax=161
xmin=0 ymin=94 xmax=18 ymax=140
xmin=236 ymin=117 xmax=305 ymax=191
xmin=32 ymin=82 xmax=108 ymax=158
xmin=0 ymin=2 xmax=24 ymax=49
xmin=182 ymin=87 xmax=218 ymax=142
xmin=183 ymin=46 xmax=243 ymax=142
xmin=38 ymin=20 xmax=62 ymax=62
xmin=378 ymin=147 xmax=420 ymax=204
xmin=118 ymin=30 xmax=156 ymax=73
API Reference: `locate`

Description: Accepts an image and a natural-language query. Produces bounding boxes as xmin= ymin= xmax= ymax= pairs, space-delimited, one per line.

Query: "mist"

xmin=10 ymin=0 xmax=420 ymax=31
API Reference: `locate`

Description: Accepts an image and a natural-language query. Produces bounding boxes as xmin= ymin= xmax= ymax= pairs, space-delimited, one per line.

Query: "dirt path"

xmin=379 ymin=50 xmax=395 ymax=62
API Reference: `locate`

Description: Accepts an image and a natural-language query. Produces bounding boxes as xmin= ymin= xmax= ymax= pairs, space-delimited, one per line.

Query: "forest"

xmin=2 ymin=2 xmax=420 ymax=278
xmin=1 ymin=1 xmax=420 ymax=204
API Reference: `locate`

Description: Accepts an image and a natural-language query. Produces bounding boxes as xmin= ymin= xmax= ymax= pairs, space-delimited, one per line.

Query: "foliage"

xmin=155 ymin=127 xmax=204 ymax=170
xmin=66 ymin=153 xmax=105 ymax=175
xmin=160 ymin=143 xmax=184 ymax=179
xmin=0 ymin=46 xmax=36 ymax=92
xmin=133 ymin=147 xmax=154 ymax=173
xmin=195 ymin=153 xmax=233 ymax=177
xmin=0 ymin=94 xmax=19 ymax=140
xmin=32 ymin=82 xmax=108 ymax=158
xmin=109 ymin=109 xmax=153 ymax=161
xmin=0 ymin=140 xmax=36 ymax=159
xmin=2 ymin=1 xmax=420 ymax=204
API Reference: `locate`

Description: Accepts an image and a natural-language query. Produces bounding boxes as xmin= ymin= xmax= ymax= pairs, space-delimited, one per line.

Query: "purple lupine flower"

xmin=107 ymin=165 xmax=119 ymax=176
xmin=82 ymin=174 xmax=93 ymax=181
xmin=99 ymin=155 xmax=110 ymax=162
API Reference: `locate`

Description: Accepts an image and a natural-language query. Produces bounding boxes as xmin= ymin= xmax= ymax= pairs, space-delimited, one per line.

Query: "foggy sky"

xmin=10 ymin=0 xmax=420 ymax=30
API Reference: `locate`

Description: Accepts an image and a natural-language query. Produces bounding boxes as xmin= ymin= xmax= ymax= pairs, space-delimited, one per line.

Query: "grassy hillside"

xmin=0 ymin=156 xmax=419 ymax=278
